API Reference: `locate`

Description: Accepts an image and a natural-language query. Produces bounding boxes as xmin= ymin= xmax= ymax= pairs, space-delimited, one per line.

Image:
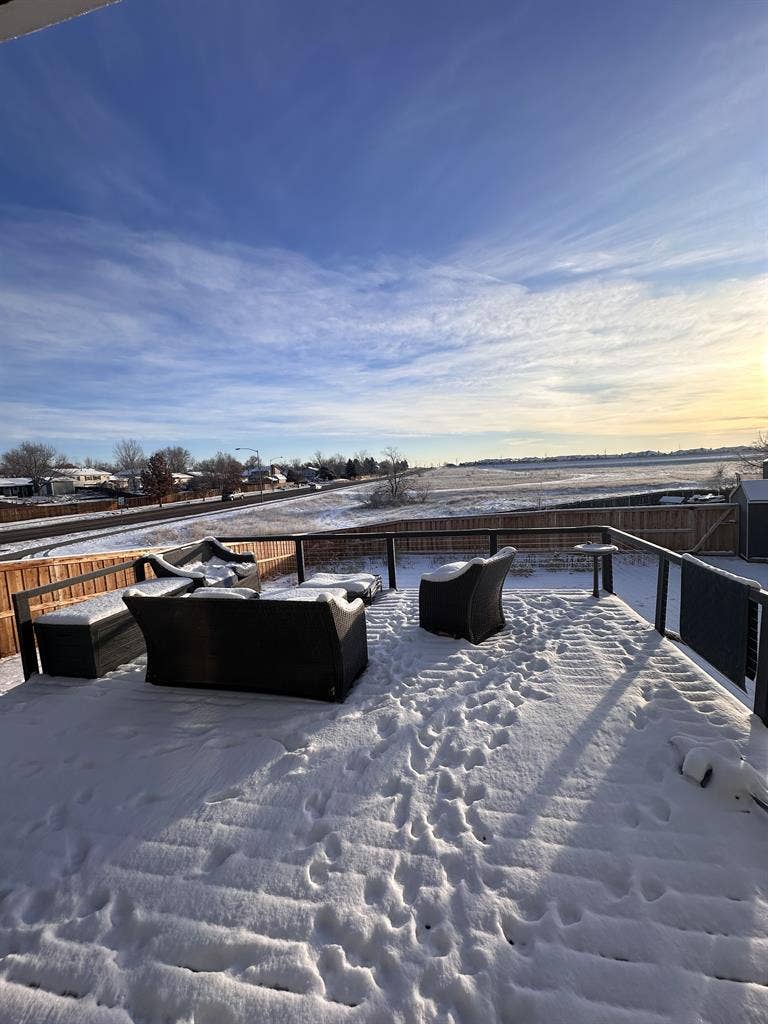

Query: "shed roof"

xmin=737 ymin=480 xmax=768 ymax=502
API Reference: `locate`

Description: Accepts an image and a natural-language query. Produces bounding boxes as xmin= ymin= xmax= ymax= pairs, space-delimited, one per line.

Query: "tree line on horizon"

xmin=0 ymin=439 xmax=408 ymax=499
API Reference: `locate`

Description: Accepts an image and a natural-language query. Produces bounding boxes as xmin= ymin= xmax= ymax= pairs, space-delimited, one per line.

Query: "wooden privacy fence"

xmin=0 ymin=540 xmax=296 ymax=659
xmin=0 ymin=481 xmax=279 ymax=524
xmin=290 ymin=504 xmax=739 ymax=563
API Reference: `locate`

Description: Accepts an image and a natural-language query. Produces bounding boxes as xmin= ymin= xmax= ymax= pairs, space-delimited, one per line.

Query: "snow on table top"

xmin=35 ymin=578 xmax=191 ymax=625
xmin=261 ymin=587 xmax=349 ymax=602
xmin=302 ymin=572 xmax=380 ymax=592
xmin=0 ymin=590 xmax=767 ymax=1023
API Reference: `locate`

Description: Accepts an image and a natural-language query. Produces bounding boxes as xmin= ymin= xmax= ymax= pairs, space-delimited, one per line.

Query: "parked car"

xmin=309 ymin=482 xmax=323 ymax=491
xmin=222 ymin=491 xmax=244 ymax=501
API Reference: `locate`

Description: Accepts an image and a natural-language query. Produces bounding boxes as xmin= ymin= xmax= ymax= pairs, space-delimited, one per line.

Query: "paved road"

xmin=0 ymin=479 xmax=367 ymax=561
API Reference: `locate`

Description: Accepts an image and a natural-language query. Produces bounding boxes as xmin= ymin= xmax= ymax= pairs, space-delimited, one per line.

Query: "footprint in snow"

xmin=204 ymin=786 xmax=243 ymax=804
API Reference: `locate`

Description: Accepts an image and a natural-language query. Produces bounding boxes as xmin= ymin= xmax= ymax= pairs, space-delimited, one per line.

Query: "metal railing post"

xmin=386 ymin=536 xmax=397 ymax=590
xmin=489 ymin=531 xmax=498 ymax=556
xmin=295 ymin=538 xmax=305 ymax=584
xmin=134 ymin=557 xmax=147 ymax=582
xmin=601 ymin=529 xmax=614 ymax=594
xmin=753 ymin=606 xmax=768 ymax=726
xmin=654 ymin=554 xmax=669 ymax=635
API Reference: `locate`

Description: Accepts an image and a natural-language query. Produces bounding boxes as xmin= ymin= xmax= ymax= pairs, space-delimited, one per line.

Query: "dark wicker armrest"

xmin=144 ymin=554 xmax=206 ymax=584
xmin=201 ymin=537 xmax=257 ymax=564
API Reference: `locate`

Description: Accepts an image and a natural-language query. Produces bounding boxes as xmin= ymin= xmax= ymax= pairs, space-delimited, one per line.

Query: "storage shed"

xmin=732 ymin=480 xmax=768 ymax=561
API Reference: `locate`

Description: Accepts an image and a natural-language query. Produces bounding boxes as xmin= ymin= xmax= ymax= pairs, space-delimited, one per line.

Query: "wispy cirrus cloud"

xmin=0 ymin=3 xmax=765 ymax=461
xmin=1 ymin=211 xmax=764 ymax=458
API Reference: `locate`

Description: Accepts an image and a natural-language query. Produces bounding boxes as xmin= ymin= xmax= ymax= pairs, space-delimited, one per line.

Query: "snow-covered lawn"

xmin=0 ymin=585 xmax=767 ymax=1023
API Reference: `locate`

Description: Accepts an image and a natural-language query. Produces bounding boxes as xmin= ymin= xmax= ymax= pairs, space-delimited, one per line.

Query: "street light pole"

xmin=235 ymin=447 xmax=264 ymax=503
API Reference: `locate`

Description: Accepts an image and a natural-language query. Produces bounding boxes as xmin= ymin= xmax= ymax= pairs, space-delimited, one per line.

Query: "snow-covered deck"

xmin=0 ymin=589 xmax=767 ymax=1023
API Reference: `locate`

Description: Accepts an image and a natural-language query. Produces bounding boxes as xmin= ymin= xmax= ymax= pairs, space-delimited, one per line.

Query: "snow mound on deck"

xmin=0 ymin=591 xmax=766 ymax=1023
xmin=672 ymin=734 xmax=768 ymax=808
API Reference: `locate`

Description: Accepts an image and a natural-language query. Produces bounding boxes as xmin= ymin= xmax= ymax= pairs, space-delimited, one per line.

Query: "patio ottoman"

xmin=34 ymin=578 xmax=193 ymax=678
xmin=298 ymin=572 xmax=382 ymax=605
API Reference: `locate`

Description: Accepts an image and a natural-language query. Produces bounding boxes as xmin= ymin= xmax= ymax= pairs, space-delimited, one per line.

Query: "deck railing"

xmin=8 ymin=525 xmax=768 ymax=725
xmin=220 ymin=526 xmax=768 ymax=724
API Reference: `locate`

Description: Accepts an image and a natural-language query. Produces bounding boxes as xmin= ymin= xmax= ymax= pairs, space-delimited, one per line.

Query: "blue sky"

xmin=0 ymin=0 xmax=766 ymax=466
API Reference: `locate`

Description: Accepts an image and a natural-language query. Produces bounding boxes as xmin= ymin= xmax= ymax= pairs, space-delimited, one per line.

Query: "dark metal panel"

xmin=679 ymin=557 xmax=755 ymax=688
xmin=748 ymin=503 xmax=768 ymax=560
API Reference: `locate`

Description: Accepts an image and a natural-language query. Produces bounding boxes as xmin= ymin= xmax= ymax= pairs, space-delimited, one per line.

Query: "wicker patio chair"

xmin=123 ymin=590 xmax=368 ymax=702
xmin=418 ymin=546 xmax=516 ymax=644
xmin=145 ymin=537 xmax=261 ymax=591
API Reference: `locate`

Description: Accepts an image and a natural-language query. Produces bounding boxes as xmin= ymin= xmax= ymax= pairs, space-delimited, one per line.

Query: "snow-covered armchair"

xmin=419 ymin=546 xmax=516 ymax=644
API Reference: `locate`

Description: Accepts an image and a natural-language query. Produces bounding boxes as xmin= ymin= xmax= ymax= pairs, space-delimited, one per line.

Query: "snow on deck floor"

xmin=0 ymin=590 xmax=767 ymax=1024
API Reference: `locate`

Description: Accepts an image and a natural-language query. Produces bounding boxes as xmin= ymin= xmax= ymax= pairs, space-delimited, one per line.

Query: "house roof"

xmin=0 ymin=478 xmax=33 ymax=487
xmin=61 ymin=467 xmax=110 ymax=478
xmin=0 ymin=0 xmax=119 ymax=43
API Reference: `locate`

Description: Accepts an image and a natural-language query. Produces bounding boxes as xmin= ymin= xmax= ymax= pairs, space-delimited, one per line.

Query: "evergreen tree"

xmin=140 ymin=452 xmax=174 ymax=507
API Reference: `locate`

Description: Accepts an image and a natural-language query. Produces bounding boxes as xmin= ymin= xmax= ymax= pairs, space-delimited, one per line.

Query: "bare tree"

xmin=113 ymin=438 xmax=146 ymax=490
xmin=708 ymin=463 xmax=737 ymax=491
xmin=739 ymin=430 xmax=768 ymax=475
xmin=195 ymin=452 xmax=243 ymax=494
xmin=380 ymin=445 xmax=409 ymax=499
xmin=0 ymin=441 xmax=68 ymax=494
xmin=157 ymin=446 xmax=193 ymax=474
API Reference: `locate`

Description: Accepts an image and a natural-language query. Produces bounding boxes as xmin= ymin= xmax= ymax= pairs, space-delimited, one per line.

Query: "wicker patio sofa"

xmin=34 ymin=578 xmax=194 ymax=678
xmin=123 ymin=589 xmax=368 ymax=702
xmin=145 ymin=537 xmax=261 ymax=591
xmin=419 ymin=546 xmax=517 ymax=644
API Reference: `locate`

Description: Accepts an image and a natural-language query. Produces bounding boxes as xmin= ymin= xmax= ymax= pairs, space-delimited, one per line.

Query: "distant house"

xmin=265 ymin=473 xmax=287 ymax=487
xmin=731 ymin=479 xmax=768 ymax=561
xmin=43 ymin=477 xmax=76 ymax=496
xmin=0 ymin=477 xmax=75 ymax=497
xmin=61 ymin=467 xmax=113 ymax=488
xmin=0 ymin=477 xmax=34 ymax=498
xmin=111 ymin=470 xmax=141 ymax=492
xmin=171 ymin=473 xmax=194 ymax=488
xmin=245 ymin=465 xmax=287 ymax=487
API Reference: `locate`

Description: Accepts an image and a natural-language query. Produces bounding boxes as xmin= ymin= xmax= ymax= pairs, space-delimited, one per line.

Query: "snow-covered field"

xmin=0 ymin=585 xmax=766 ymax=1023
xmin=0 ymin=459 xmax=739 ymax=561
